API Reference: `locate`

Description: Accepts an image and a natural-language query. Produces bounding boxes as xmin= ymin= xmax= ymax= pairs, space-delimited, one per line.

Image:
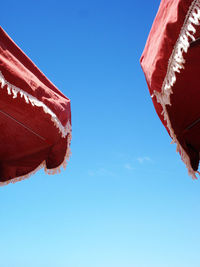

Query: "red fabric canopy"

xmin=0 ymin=26 xmax=71 ymax=185
xmin=140 ymin=0 xmax=200 ymax=179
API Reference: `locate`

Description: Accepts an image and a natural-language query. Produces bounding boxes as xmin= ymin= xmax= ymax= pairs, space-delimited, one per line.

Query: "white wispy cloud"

xmin=137 ymin=156 xmax=152 ymax=164
xmin=124 ymin=163 xmax=135 ymax=170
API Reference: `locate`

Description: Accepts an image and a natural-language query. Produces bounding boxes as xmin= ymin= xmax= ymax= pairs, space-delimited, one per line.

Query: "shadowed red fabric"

xmin=0 ymin=26 xmax=71 ymax=184
xmin=140 ymin=0 xmax=200 ymax=179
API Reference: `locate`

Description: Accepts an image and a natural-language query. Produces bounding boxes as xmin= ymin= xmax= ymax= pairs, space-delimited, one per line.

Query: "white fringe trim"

xmin=0 ymin=71 xmax=72 ymax=185
xmin=153 ymin=0 xmax=200 ymax=179
xmin=0 ymin=132 xmax=72 ymax=186
xmin=0 ymin=71 xmax=71 ymax=138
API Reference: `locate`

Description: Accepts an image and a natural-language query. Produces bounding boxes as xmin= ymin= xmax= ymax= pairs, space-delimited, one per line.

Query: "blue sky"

xmin=1 ymin=0 xmax=200 ymax=266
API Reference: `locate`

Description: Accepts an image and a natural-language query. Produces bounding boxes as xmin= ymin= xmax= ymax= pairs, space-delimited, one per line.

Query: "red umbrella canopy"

xmin=0 ymin=27 xmax=71 ymax=185
xmin=140 ymin=0 xmax=200 ymax=179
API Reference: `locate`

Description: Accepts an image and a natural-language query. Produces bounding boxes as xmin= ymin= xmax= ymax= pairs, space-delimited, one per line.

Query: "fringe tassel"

xmin=153 ymin=0 xmax=200 ymax=179
xmin=0 ymin=71 xmax=72 ymax=186
xmin=0 ymin=130 xmax=72 ymax=186
xmin=0 ymin=71 xmax=71 ymax=138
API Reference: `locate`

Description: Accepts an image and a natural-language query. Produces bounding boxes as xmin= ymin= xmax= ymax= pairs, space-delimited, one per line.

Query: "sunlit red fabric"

xmin=140 ymin=0 xmax=200 ymax=178
xmin=0 ymin=26 xmax=71 ymax=184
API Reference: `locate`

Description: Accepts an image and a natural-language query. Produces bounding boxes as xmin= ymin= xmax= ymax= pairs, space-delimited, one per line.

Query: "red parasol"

xmin=140 ymin=0 xmax=200 ymax=179
xmin=0 ymin=26 xmax=71 ymax=185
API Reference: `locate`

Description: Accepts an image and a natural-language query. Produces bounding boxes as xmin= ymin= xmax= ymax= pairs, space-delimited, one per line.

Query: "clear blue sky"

xmin=1 ymin=1 xmax=200 ymax=267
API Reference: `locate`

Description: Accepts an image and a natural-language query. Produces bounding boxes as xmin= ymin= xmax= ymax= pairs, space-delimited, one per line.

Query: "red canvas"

xmin=140 ymin=0 xmax=200 ymax=179
xmin=0 ymin=26 xmax=71 ymax=185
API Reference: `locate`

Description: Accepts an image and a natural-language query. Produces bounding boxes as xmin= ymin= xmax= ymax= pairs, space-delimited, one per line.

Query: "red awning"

xmin=0 ymin=26 xmax=71 ymax=185
xmin=140 ymin=0 xmax=200 ymax=179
